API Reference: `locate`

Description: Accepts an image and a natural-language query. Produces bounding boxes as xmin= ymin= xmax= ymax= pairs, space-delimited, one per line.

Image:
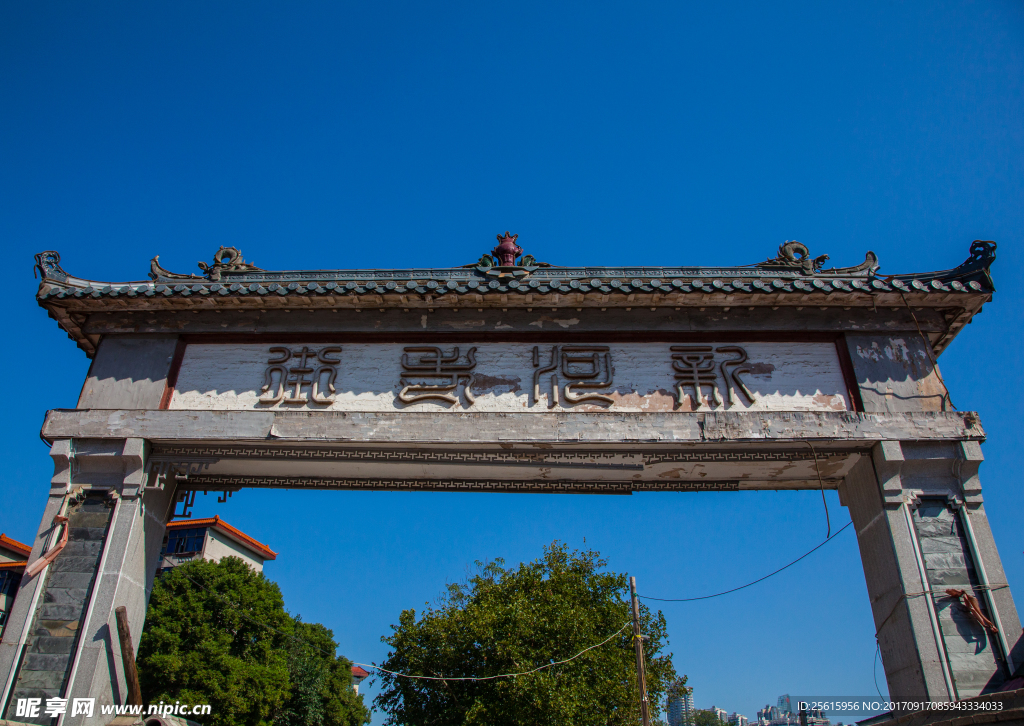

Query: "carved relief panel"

xmin=168 ymin=341 xmax=850 ymax=413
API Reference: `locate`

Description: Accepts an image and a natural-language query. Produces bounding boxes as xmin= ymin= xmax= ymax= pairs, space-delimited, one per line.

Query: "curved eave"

xmin=35 ymin=245 xmax=996 ymax=359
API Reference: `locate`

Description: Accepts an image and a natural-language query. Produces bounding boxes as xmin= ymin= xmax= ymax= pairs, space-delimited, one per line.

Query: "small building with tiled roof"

xmin=0 ymin=534 xmax=30 ymax=641
xmin=351 ymin=666 xmax=369 ymax=694
xmin=0 ymin=534 xmax=30 ymax=565
xmin=160 ymin=516 xmax=276 ymax=573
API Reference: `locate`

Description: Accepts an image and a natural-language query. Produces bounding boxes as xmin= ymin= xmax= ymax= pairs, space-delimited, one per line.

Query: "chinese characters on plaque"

xmin=255 ymin=344 xmax=758 ymax=409
xmin=532 ymin=345 xmax=614 ymax=406
xmin=398 ymin=346 xmax=478 ymax=405
xmin=259 ymin=346 xmax=341 ymax=404
xmin=670 ymin=345 xmax=754 ymax=409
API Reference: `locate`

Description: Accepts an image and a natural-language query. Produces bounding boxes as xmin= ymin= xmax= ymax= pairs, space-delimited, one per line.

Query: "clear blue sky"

xmin=2 ymin=1 xmax=1022 ymax=720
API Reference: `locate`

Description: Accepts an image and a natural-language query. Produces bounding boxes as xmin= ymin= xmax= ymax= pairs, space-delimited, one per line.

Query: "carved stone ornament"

xmin=145 ymin=456 xmax=219 ymax=491
xmin=33 ymin=251 xmax=68 ymax=282
xmin=463 ymin=232 xmax=550 ymax=277
xmin=150 ymin=246 xmax=263 ymax=282
xmin=964 ymin=240 xmax=997 ymax=268
xmin=757 ymin=241 xmax=879 ymax=277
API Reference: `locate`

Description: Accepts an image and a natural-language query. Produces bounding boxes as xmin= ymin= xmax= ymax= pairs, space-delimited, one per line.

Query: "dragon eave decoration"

xmin=757 ymin=241 xmax=879 ymax=277
xmin=150 ymin=246 xmax=262 ymax=282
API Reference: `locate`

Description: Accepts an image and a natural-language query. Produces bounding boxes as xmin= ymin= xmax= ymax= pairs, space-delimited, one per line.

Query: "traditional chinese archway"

xmin=1 ymin=237 xmax=1017 ymax=724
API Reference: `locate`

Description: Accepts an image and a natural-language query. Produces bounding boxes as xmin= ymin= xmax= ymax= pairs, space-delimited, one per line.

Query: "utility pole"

xmin=114 ymin=606 xmax=143 ymax=706
xmin=630 ymin=576 xmax=651 ymax=726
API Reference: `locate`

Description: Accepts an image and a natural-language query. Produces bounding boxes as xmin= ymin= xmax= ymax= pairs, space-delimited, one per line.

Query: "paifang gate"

xmin=1 ymin=236 xmax=1018 ymax=724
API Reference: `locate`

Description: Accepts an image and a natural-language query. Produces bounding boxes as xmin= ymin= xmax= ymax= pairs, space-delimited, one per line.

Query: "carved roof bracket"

xmin=150 ymin=256 xmax=203 ymax=282
xmin=756 ymin=241 xmax=879 ymax=277
xmin=150 ymin=246 xmax=262 ymax=282
xmin=34 ymin=251 xmax=68 ymax=283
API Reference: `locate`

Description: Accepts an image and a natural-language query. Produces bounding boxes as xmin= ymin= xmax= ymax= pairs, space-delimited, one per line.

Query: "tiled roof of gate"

xmin=33 ymin=238 xmax=996 ymax=356
xmin=34 ymin=239 xmax=996 ymax=301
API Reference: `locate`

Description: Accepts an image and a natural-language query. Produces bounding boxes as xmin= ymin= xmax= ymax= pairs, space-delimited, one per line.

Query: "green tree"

xmin=138 ymin=557 xmax=368 ymax=726
xmin=692 ymin=710 xmax=725 ymax=726
xmin=275 ymin=620 xmax=370 ymax=726
xmin=374 ymin=542 xmax=676 ymax=725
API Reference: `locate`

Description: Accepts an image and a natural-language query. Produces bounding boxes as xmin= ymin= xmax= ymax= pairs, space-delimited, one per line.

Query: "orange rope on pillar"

xmin=24 ymin=515 xmax=69 ymax=578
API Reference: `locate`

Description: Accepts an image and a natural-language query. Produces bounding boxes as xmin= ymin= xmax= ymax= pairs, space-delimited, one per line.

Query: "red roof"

xmin=0 ymin=561 xmax=26 ymax=572
xmin=166 ymin=516 xmax=277 ymax=560
xmin=351 ymin=666 xmax=369 ymax=679
xmin=0 ymin=534 xmax=31 ymax=558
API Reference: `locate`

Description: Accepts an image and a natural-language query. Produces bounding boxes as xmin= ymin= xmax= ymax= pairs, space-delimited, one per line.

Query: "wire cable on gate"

xmin=641 ymin=446 xmax=841 ymax=602
xmin=873 ymin=643 xmax=883 ymax=700
xmin=639 ymin=521 xmax=853 ymax=602
xmin=806 ymin=441 xmax=830 ymax=539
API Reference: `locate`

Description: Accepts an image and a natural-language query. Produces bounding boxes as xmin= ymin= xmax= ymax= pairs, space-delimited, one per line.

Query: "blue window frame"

xmin=163 ymin=527 xmax=207 ymax=556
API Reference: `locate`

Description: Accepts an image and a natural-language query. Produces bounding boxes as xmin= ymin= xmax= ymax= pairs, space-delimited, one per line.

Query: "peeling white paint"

xmin=447 ymin=319 xmax=486 ymax=329
xmin=528 ymin=316 xmax=581 ymax=329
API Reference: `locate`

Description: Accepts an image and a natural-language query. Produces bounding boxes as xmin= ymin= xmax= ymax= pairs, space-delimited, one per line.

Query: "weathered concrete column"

xmin=0 ymin=439 xmax=176 ymax=726
xmin=0 ymin=441 xmax=73 ymax=715
xmin=840 ymin=440 xmax=1020 ymax=701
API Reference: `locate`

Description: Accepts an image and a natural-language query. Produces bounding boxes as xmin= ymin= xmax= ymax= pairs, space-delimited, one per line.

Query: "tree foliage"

xmin=275 ymin=619 xmax=369 ymax=726
xmin=692 ymin=710 xmax=726 ymax=726
xmin=374 ymin=542 xmax=676 ymax=725
xmin=138 ymin=557 xmax=368 ymax=726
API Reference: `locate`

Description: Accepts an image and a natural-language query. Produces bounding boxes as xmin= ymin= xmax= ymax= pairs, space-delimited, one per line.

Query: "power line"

xmin=179 ymin=513 xmax=854 ymax=680
xmin=360 ymin=622 xmax=632 ymax=682
xmin=178 ymin=572 xmax=631 ymax=682
xmin=638 ymin=521 xmax=853 ymax=602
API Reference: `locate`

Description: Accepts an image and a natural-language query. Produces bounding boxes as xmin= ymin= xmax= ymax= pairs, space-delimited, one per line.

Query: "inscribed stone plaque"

xmin=168 ymin=342 xmax=851 ymax=413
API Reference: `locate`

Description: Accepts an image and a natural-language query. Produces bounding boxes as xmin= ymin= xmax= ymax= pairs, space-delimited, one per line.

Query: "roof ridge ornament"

xmin=966 ymin=240 xmax=996 ymax=267
xmin=463 ymin=232 xmax=550 ymax=277
xmin=34 ymin=251 xmax=68 ymax=282
xmin=150 ymin=246 xmax=263 ymax=282
xmin=757 ymin=240 xmax=879 ymax=277
xmin=197 ymin=246 xmax=262 ymax=280
xmin=492 ymin=231 xmax=523 ymax=267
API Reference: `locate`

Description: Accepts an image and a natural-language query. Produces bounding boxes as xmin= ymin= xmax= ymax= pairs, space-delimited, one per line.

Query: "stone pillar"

xmin=840 ymin=440 xmax=1021 ymax=702
xmin=0 ymin=439 xmax=175 ymax=725
xmin=0 ymin=442 xmax=72 ymax=716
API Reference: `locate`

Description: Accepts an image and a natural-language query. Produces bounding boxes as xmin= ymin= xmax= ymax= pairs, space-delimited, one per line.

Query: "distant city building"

xmin=728 ymin=713 xmax=749 ymax=726
xmin=756 ymin=705 xmax=797 ymax=725
xmin=159 ymin=515 xmax=277 ymax=572
xmin=710 ymin=706 xmax=728 ymax=723
xmin=756 ymin=699 xmax=830 ymax=726
xmin=666 ymin=679 xmax=695 ymax=726
xmin=0 ymin=534 xmax=31 ymax=641
xmin=802 ymin=709 xmax=830 ymax=726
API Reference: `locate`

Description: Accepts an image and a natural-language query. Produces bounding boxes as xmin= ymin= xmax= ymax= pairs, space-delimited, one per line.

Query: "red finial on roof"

xmin=492 ymin=231 xmax=522 ymax=267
